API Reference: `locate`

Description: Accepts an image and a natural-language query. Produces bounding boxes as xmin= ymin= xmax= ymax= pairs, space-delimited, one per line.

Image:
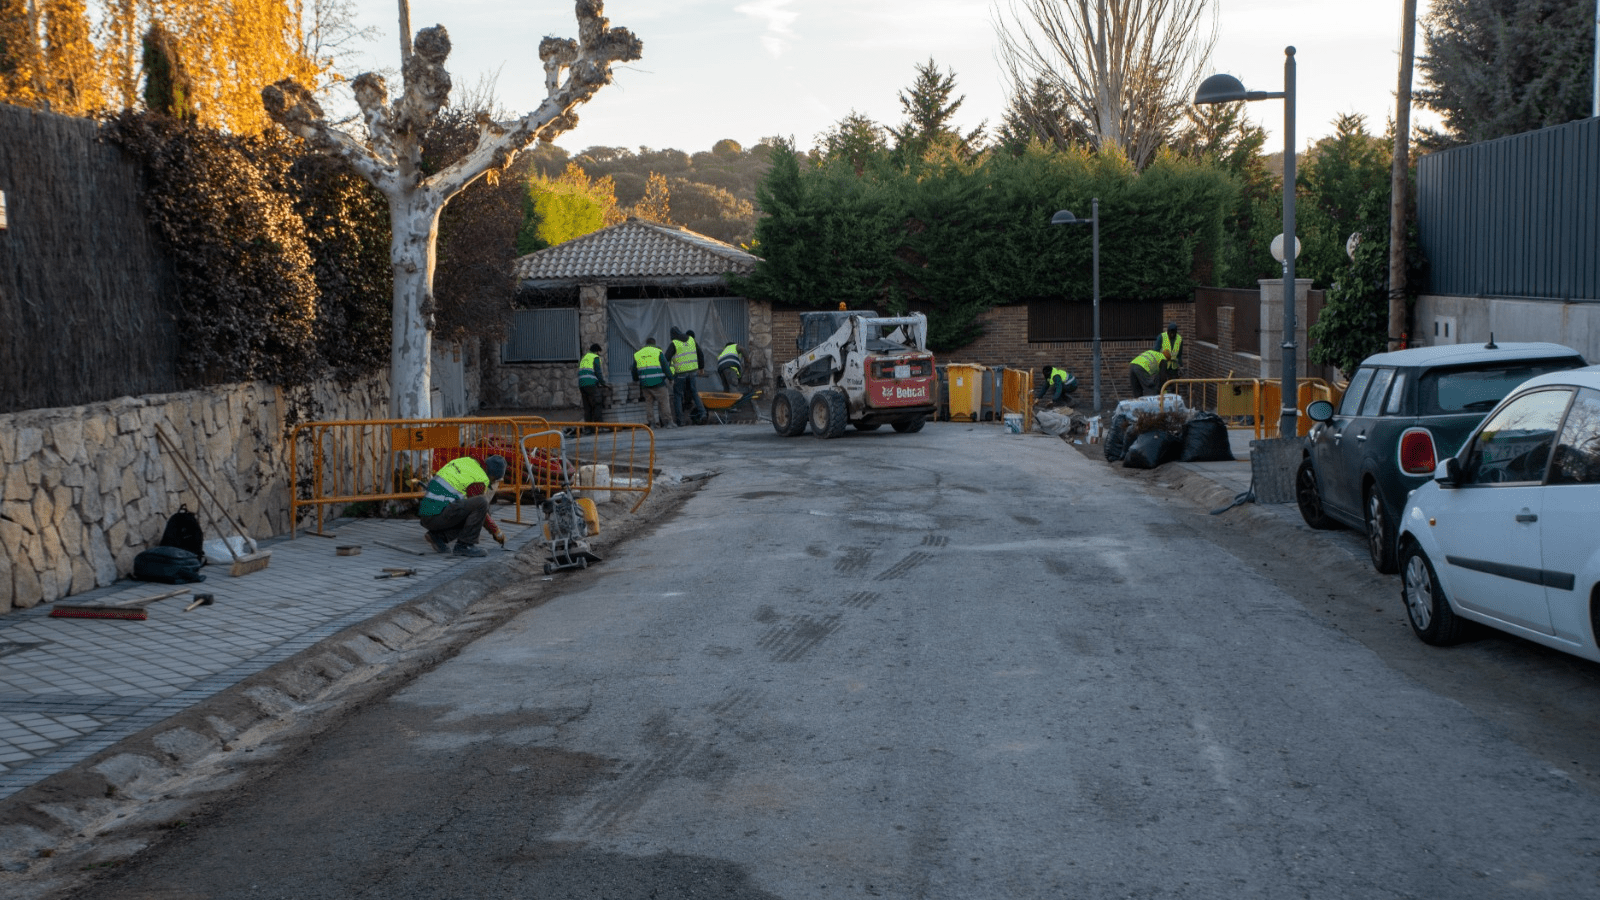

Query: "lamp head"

xmin=1195 ymin=73 xmax=1249 ymax=105
xmin=1050 ymin=209 xmax=1086 ymax=226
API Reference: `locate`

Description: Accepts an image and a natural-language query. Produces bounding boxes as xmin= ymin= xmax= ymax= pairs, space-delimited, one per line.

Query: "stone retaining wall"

xmin=0 ymin=377 xmax=387 ymax=613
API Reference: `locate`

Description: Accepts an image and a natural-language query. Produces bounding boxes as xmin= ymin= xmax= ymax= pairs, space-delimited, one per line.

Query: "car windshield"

xmin=1418 ymin=359 xmax=1584 ymax=415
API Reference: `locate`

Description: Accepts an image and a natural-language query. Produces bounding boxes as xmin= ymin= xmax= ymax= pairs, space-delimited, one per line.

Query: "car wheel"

xmin=1401 ymin=543 xmax=1467 ymax=645
xmin=771 ymin=389 xmax=808 ymax=437
xmin=1365 ymin=487 xmax=1398 ymax=574
xmin=810 ymin=391 xmax=848 ymax=439
xmin=1295 ymin=459 xmax=1340 ymax=530
xmin=892 ymin=416 xmax=925 ymax=433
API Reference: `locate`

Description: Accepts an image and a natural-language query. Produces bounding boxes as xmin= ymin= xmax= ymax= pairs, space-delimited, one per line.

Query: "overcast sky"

xmin=345 ymin=1 xmax=1438 ymax=155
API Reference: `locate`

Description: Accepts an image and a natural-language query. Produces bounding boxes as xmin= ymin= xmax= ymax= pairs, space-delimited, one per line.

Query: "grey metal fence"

xmin=1418 ymin=117 xmax=1600 ymax=302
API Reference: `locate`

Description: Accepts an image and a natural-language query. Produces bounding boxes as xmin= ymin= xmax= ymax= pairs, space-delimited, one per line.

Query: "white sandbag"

xmin=577 ymin=464 xmax=615 ymax=504
xmin=203 ymin=535 xmax=257 ymax=566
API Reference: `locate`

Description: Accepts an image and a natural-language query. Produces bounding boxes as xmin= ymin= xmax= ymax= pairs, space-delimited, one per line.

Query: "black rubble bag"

xmin=1123 ymin=430 xmax=1182 ymax=469
xmin=1103 ymin=414 xmax=1132 ymax=462
xmin=158 ymin=504 xmax=205 ymax=557
xmin=133 ymin=546 xmax=206 ymax=584
xmin=1179 ymin=412 xmax=1235 ymax=462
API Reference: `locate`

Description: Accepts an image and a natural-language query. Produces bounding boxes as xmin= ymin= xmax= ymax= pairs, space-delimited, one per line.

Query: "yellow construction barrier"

xmin=1160 ymin=377 xmax=1345 ymax=439
xmin=289 ymin=418 xmax=656 ymax=537
xmin=999 ymin=367 xmax=1034 ymax=433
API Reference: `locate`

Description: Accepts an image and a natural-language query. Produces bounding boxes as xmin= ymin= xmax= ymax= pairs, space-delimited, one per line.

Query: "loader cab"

xmin=797 ymin=309 xmax=877 ymax=353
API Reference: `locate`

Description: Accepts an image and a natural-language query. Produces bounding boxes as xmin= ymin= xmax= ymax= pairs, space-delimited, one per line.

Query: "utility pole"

xmin=1389 ymin=0 xmax=1418 ymax=349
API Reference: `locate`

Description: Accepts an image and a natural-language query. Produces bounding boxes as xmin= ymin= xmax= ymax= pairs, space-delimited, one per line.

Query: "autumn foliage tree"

xmin=264 ymin=1 xmax=642 ymax=418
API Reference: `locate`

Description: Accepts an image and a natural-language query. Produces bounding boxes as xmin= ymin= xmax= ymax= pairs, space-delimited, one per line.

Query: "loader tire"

xmin=891 ymin=416 xmax=925 ymax=434
xmin=810 ymin=390 xmax=849 ymax=439
xmin=772 ymin=389 xmax=808 ymax=436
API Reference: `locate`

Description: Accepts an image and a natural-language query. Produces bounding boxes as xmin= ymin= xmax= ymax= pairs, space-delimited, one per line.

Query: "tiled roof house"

xmin=488 ymin=220 xmax=773 ymax=413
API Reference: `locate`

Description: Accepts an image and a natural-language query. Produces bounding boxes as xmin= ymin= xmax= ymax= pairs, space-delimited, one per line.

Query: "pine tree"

xmin=1418 ymin=0 xmax=1597 ymax=146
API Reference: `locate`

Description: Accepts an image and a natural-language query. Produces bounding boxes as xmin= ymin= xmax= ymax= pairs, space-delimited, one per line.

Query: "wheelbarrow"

xmin=698 ymin=389 xmax=763 ymax=424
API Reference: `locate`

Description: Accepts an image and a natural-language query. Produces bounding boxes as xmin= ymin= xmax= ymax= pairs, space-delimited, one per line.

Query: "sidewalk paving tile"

xmin=0 ymin=516 xmax=539 ymax=801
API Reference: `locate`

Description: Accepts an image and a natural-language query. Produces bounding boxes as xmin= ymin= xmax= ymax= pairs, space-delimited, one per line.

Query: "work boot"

xmin=425 ymin=532 xmax=449 ymax=553
xmin=453 ymin=542 xmax=487 ymax=558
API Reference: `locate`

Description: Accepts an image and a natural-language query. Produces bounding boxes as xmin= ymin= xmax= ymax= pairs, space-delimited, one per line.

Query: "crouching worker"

xmin=420 ymin=454 xmax=507 ymax=558
xmin=1036 ymin=366 xmax=1078 ymax=406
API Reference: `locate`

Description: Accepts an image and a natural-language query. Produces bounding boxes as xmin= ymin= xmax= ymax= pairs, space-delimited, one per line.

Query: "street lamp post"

xmin=1050 ymin=199 xmax=1101 ymax=412
xmin=1196 ymin=46 xmax=1298 ymax=439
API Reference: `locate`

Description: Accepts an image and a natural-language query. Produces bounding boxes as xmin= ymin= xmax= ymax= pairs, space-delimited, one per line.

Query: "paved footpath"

xmin=0 ymin=516 xmax=543 ymax=800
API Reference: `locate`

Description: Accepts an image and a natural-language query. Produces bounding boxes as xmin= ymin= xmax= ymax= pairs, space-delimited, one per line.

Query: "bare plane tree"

xmin=994 ymin=0 xmax=1216 ymax=168
xmin=262 ymin=1 xmax=641 ymax=418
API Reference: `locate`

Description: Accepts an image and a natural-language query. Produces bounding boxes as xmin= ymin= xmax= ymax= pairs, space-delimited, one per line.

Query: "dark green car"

xmin=1297 ymin=341 xmax=1586 ymax=573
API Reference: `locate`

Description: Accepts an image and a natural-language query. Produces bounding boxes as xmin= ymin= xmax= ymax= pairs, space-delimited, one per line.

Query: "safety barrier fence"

xmin=289 ymin=417 xmax=655 ymax=537
xmin=1158 ymin=378 xmax=1344 ymax=439
xmin=999 ymin=368 xmax=1034 ymax=433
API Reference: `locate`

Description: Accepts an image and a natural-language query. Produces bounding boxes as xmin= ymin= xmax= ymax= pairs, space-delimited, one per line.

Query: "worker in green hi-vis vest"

xmin=631 ymin=337 xmax=674 ymax=429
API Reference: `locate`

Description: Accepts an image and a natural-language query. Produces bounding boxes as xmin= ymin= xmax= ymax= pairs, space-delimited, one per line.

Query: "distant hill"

xmin=532 ymin=139 xmax=775 ymax=247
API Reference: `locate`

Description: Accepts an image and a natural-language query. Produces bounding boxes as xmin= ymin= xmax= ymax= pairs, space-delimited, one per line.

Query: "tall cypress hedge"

xmin=734 ymin=143 xmax=1236 ymax=351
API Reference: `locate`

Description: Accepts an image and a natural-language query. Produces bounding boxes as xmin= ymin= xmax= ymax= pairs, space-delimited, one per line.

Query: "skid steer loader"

xmin=770 ymin=309 xmax=937 ymax=438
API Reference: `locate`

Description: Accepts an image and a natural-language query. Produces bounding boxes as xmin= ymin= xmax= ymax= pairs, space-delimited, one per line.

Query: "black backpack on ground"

xmin=158 ymin=504 xmax=204 ymax=558
xmin=132 ymin=546 xmax=206 ymax=584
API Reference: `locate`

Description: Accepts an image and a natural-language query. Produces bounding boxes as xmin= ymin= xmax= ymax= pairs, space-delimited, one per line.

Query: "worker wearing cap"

xmin=717 ymin=341 xmax=745 ymax=391
xmin=1156 ymin=322 xmax=1184 ymax=379
xmin=1129 ymin=349 xmax=1167 ymax=398
xmin=1035 ymin=366 xmax=1078 ymax=406
xmin=577 ymin=343 xmax=608 ymax=426
xmin=632 ymin=337 xmax=674 ymax=428
xmin=419 ymin=454 xmax=506 ymax=557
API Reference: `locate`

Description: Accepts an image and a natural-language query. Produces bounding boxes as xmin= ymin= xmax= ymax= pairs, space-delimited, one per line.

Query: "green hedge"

xmin=733 ymin=143 xmax=1236 ymax=350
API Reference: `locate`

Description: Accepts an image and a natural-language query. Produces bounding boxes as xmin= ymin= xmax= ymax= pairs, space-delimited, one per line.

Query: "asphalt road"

xmin=66 ymin=423 xmax=1600 ymax=899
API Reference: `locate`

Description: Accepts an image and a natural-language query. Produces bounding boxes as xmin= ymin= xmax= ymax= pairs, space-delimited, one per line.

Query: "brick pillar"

xmin=1217 ymin=307 xmax=1234 ymax=378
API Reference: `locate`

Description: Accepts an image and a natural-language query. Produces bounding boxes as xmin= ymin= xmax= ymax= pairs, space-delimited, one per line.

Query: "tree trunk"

xmin=388 ymin=191 xmax=442 ymax=418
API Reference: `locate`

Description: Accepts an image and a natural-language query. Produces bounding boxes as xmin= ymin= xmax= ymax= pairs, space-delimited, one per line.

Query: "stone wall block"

xmin=82 ymin=415 xmax=107 ymax=448
xmin=16 ymin=426 xmax=44 ymax=458
xmin=116 ymin=408 xmax=142 ymax=434
xmin=50 ymin=418 xmax=86 ymax=466
xmin=0 ymin=546 xmax=11 ymax=613
xmin=3 ymin=465 xmax=28 ymax=502
xmin=88 ymin=527 xmax=117 ymax=585
xmin=12 ymin=548 xmax=42 ymax=608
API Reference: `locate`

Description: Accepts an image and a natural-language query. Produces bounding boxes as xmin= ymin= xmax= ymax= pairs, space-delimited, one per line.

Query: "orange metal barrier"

xmin=288 ymin=418 xmax=656 ymax=536
xmin=1160 ymin=377 xmax=1344 ymax=439
xmin=514 ymin=422 xmax=656 ymax=514
xmin=1000 ymin=368 xmax=1034 ymax=432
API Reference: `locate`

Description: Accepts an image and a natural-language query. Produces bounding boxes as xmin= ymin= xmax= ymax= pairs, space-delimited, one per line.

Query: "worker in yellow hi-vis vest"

xmin=668 ymin=326 xmax=706 ymax=426
xmin=1156 ymin=322 xmax=1184 ymax=380
xmin=1129 ymin=349 xmax=1167 ymax=398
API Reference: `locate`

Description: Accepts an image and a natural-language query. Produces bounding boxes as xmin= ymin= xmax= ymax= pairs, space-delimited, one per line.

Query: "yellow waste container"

xmin=947 ymin=364 xmax=986 ymax=422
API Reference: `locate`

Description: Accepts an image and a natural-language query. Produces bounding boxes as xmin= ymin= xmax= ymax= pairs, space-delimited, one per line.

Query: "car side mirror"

xmin=1306 ymin=399 xmax=1335 ymax=423
xmin=1434 ymin=456 xmax=1462 ymax=487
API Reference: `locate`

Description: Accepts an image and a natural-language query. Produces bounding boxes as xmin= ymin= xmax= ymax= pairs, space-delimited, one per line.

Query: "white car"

xmin=1397 ymin=365 xmax=1600 ymax=663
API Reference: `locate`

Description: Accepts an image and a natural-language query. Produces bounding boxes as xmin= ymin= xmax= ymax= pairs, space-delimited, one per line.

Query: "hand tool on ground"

xmin=184 ymin=592 xmax=216 ymax=612
xmin=155 ymin=429 xmax=273 ymax=577
xmin=336 ymin=545 xmax=362 ymax=556
xmin=374 ymin=567 xmax=417 ymax=579
xmin=375 ymin=540 xmax=429 ymax=557
xmin=50 ymin=587 xmax=190 ymax=620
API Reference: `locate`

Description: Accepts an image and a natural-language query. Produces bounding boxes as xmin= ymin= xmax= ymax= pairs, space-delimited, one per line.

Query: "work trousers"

xmin=672 ymin=374 xmax=705 ymax=425
xmin=640 ymin=382 xmax=672 ymax=427
xmin=580 ymin=384 xmax=606 ymax=424
xmin=420 ymin=494 xmax=489 ymax=546
xmin=1129 ymin=364 xmax=1160 ymax=398
xmin=719 ymin=367 xmax=742 ymax=392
